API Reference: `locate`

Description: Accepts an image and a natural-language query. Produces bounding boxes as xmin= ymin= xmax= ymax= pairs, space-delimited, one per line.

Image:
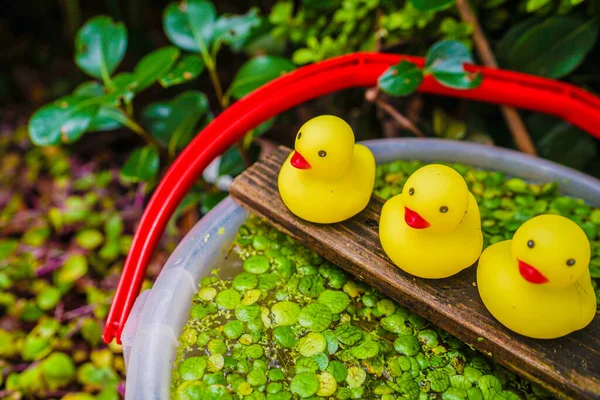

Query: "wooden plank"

xmin=229 ymin=146 xmax=600 ymax=400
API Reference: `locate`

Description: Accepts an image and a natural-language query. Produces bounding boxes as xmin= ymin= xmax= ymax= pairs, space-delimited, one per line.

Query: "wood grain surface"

xmin=229 ymin=146 xmax=600 ymax=400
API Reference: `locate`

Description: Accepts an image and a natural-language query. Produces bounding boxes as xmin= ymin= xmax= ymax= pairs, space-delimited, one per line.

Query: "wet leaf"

xmin=75 ymin=16 xmax=127 ymax=79
xmin=213 ymin=8 xmax=263 ymax=52
xmin=28 ymin=96 xmax=99 ymax=146
xmin=160 ymin=55 xmax=205 ymax=87
xmin=378 ymin=61 xmax=423 ymax=96
xmin=132 ymin=46 xmax=180 ymax=92
xmin=229 ymin=56 xmax=295 ymax=100
xmin=142 ymin=91 xmax=209 ymax=154
xmin=426 ymin=40 xmax=481 ymax=89
xmin=163 ymin=0 xmax=216 ymax=52
xmin=120 ymin=146 xmax=160 ymax=182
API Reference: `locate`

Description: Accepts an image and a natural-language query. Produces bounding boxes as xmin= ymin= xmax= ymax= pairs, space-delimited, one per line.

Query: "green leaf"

xmin=426 ymin=40 xmax=473 ymax=73
xmin=527 ymin=114 xmax=597 ymax=170
xmin=28 ymin=96 xmax=99 ymax=146
xmin=163 ymin=0 xmax=216 ymax=53
xmin=433 ymin=71 xmax=483 ymax=89
xmin=42 ymin=352 xmax=76 ymax=390
xmin=75 ymin=16 xmax=127 ymax=80
xmin=229 ymin=56 xmax=295 ymax=100
xmin=120 ymin=146 xmax=160 ymax=182
xmin=409 ymin=0 xmax=455 ymax=11
xmin=110 ymin=73 xmax=136 ymax=103
xmin=87 ymin=107 xmax=123 ymax=132
xmin=142 ymin=91 xmax=209 ymax=154
xmin=73 ymin=81 xmax=123 ymax=132
xmin=506 ymin=17 xmax=599 ymax=78
xmin=213 ymin=8 xmax=262 ymax=52
xmin=55 ymin=254 xmax=88 ymax=285
xmin=425 ymin=40 xmax=482 ymax=89
xmin=159 ymin=55 xmax=205 ymax=87
xmin=219 ymin=146 xmax=246 ymax=177
xmin=73 ymin=81 xmax=104 ymax=97
xmin=495 ymin=17 xmax=541 ymax=66
xmin=132 ymin=46 xmax=180 ymax=92
xmin=526 ymin=0 xmax=552 ymax=12
xmin=378 ymin=61 xmax=424 ymax=96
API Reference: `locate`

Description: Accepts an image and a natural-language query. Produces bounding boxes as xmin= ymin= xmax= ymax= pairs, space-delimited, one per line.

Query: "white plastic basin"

xmin=121 ymin=138 xmax=600 ymax=400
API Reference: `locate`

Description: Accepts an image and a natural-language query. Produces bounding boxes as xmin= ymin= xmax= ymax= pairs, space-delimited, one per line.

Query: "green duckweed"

xmin=171 ymin=159 xmax=599 ymax=399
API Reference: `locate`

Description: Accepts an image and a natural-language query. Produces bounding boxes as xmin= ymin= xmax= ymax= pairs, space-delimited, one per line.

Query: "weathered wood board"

xmin=229 ymin=146 xmax=600 ymax=400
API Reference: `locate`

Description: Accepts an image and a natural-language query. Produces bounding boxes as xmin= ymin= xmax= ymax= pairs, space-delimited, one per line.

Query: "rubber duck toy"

xmin=277 ymin=115 xmax=375 ymax=224
xmin=477 ymin=214 xmax=596 ymax=339
xmin=379 ymin=164 xmax=483 ymax=279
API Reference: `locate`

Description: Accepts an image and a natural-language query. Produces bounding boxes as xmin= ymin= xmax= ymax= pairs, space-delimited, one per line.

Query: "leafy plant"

xmin=28 ymin=1 xmax=296 ymax=186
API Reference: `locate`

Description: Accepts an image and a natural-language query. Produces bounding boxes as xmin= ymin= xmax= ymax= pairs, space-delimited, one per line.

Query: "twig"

xmin=455 ymin=0 xmax=537 ymax=155
xmin=366 ymin=88 xmax=425 ymax=138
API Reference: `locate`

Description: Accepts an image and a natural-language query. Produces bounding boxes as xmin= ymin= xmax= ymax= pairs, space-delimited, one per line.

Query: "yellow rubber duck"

xmin=277 ymin=115 xmax=375 ymax=224
xmin=477 ymin=214 xmax=596 ymax=339
xmin=379 ymin=164 xmax=483 ymax=279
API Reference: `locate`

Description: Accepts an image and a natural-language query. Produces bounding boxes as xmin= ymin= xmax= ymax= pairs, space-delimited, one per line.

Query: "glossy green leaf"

xmin=160 ymin=55 xmax=205 ymax=87
xmin=506 ymin=17 xmax=598 ymax=78
xmin=163 ymin=0 xmax=216 ymax=52
xmin=433 ymin=70 xmax=482 ymax=89
xmin=426 ymin=40 xmax=472 ymax=72
xmin=87 ymin=107 xmax=123 ymax=132
xmin=378 ymin=61 xmax=424 ymax=96
xmin=120 ymin=146 xmax=160 ymax=182
xmin=213 ymin=8 xmax=262 ymax=52
xmin=75 ymin=16 xmax=127 ymax=80
xmin=229 ymin=56 xmax=295 ymax=100
xmin=28 ymin=96 xmax=99 ymax=146
xmin=409 ymin=0 xmax=455 ymax=11
xmin=132 ymin=46 xmax=180 ymax=92
xmin=73 ymin=82 xmax=123 ymax=132
xmin=142 ymin=91 xmax=209 ymax=154
xmin=110 ymin=73 xmax=136 ymax=103
xmin=73 ymin=81 xmax=104 ymax=97
xmin=425 ymin=40 xmax=481 ymax=89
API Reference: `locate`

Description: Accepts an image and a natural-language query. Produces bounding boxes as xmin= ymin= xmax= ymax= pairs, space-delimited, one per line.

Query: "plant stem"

xmin=125 ymin=101 xmax=134 ymax=117
xmin=455 ymin=0 xmax=537 ymax=155
xmin=365 ymin=88 xmax=425 ymax=138
xmin=61 ymin=0 xmax=81 ymax=41
xmin=206 ymin=65 xmax=225 ymax=108
xmin=104 ymin=108 xmax=160 ymax=149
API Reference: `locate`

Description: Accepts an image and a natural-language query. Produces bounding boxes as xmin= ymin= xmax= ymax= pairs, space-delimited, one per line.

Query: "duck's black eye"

xmin=566 ymin=259 xmax=576 ymax=267
xmin=527 ymin=240 xmax=534 ymax=248
xmin=318 ymin=150 xmax=327 ymax=157
xmin=439 ymin=206 xmax=448 ymax=213
xmin=408 ymin=188 xmax=414 ymax=196
xmin=297 ymin=132 xmax=302 ymax=139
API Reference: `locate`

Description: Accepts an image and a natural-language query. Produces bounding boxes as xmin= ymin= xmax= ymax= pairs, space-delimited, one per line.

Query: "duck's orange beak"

xmin=518 ymin=259 xmax=548 ymax=284
xmin=404 ymin=207 xmax=430 ymax=229
xmin=291 ymin=151 xmax=311 ymax=169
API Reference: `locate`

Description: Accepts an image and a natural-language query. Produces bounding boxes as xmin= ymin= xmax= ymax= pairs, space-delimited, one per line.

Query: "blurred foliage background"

xmin=1 ymin=0 xmax=599 ymax=398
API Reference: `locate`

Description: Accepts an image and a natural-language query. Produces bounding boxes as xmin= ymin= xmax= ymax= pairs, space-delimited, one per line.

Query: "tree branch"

xmin=455 ymin=0 xmax=537 ymax=155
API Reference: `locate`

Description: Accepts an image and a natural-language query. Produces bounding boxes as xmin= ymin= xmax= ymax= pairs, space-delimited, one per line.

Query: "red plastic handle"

xmin=103 ymin=52 xmax=600 ymax=344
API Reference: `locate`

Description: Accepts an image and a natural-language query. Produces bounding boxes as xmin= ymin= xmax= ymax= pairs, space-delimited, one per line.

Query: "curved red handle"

xmin=103 ymin=52 xmax=600 ymax=344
